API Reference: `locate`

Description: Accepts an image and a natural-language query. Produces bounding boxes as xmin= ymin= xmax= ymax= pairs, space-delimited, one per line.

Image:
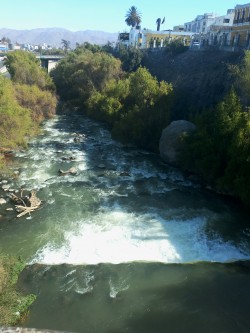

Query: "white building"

xmin=184 ymin=13 xmax=217 ymax=34
xmin=118 ymin=27 xmax=194 ymax=49
xmin=212 ymin=9 xmax=234 ymax=27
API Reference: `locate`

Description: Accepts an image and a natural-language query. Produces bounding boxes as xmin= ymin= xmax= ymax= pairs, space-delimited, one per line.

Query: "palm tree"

xmin=125 ymin=6 xmax=142 ymax=28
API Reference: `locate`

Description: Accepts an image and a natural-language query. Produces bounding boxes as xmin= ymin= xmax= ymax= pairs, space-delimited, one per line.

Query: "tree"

xmin=87 ymin=67 xmax=173 ymax=151
xmin=51 ymin=48 xmax=122 ymax=107
xmin=4 ymin=50 xmax=54 ymax=91
xmin=230 ymin=50 xmax=250 ymax=106
xmin=0 ymin=76 xmax=33 ymax=149
xmin=180 ymin=90 xmax=250 ymax=207
xmin=125 ymin=6 xmax=142 ymax=28
xmin=14 ymin=83 xmax=57 ymax=123
xmin=113 ymin=44 xmax=144 ymax=72
xmin=0 ymin=36 xmax=11 ymax=43
xmin=61 ymin=39 xmax=71 ymax=52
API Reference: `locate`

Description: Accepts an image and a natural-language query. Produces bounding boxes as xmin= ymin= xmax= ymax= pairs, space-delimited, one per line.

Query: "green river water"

xmin=0 ymin=114 xmax=249 ymax=332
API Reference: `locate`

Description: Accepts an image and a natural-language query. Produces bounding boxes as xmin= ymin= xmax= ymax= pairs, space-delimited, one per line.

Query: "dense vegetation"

xmin=51 ymin=46 xmax=250 ymax=208
xmin=51 ymin=47 xmax=122 ymax=108
xmin=5 ymin=51 xmax=55 ymax=91
xmin=0 ymin=76 xmax=34 ymax=149
xmin=52 ymin=47 xmax=173 ymax=151
xmin=87 ymin=67 xmax=173 ymax=150
xmin=0 ymin=254 xmax=36 ymax=325
xmin=180 ymin=52 xmax=250 ymax=207
xmin=181 ymin=90 xmax=250 ymax=206
xmin=0 ymin=50 xmax=57 ymax=169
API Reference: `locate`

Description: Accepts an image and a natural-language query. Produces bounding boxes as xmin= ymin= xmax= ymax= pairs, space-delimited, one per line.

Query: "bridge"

xmin=36 ymin=55 xmax=65 ymax=72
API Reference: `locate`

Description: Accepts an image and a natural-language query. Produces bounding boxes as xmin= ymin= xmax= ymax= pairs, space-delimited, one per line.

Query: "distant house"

xmin=0 ymin=42 xmax=8 ymax=52
xmin=14 ymin=43 xmax=21 ymax=50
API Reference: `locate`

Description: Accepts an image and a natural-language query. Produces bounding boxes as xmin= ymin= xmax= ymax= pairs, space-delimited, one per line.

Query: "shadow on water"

xmin=18 ymin=261 xmax=250 ymax=333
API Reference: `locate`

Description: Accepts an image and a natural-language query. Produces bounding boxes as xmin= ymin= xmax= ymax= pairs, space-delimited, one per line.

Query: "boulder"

xmin=0 ymin=198 xmax=7 ymax=205
xmin=58 ymin=167 xmax=77 ymax=176
xmin=159 ymin=120 xmax=196 ymax=165
xmin=2 ymin=184 xmax=10 ymax=191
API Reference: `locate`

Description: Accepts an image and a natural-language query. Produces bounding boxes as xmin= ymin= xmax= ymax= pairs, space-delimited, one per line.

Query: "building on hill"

xmin=118 ymin=26 xmax=194 ymax=49
xmin=202 ymin=4 xmax=250 ymax=50
xmin=184 ymin=13 xmax=217 ymax=34
xmin=201 ymin=9 xmax=235 ymax=48
xmin=118 ymin=4 xmax=250 ymax=52
xmin=230 ymin=3 xmax=250 ymax=49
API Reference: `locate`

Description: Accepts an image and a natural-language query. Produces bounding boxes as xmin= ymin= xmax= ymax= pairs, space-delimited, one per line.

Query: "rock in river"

xmin=0 ymin=198 xmax=7 ymax=205
xmin=159 ymin=120 xmax=196 ymax=166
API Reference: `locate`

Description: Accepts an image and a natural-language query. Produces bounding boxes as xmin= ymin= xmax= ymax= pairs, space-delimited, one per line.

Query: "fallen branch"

xmin=9 ymin=190 xmax=42 ymax=218
xmin=15 ymin=205 xmax=40 ymax=217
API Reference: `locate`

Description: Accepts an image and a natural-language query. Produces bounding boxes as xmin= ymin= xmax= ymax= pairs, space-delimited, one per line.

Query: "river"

xmin=0 ymin=113 xmax=250 ymax=332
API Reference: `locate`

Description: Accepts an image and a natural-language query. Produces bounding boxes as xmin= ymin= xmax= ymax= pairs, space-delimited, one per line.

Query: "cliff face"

xmin=143 ymin=49 xmax=242 ymax=118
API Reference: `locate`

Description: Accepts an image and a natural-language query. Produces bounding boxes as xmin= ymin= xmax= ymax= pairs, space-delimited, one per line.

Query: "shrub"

xmin=5 ymin=50 xmax=55 ymax=91
xmin=181 ymin=90 xmax=250 ymax=207
xmin=14 ymin=84 xmax=57 ymax=123
xmin=0 ymin=76 xmax=34 ymax=149
xmin=0 ymin=254 xmax=36 ymax=325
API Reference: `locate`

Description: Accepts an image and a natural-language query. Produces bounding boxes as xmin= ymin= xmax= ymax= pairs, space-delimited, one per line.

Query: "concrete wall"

xmin=47 ymin=60 xmax=59 ymax=72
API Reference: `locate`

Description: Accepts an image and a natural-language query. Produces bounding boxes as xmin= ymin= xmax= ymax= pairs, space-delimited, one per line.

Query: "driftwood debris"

xmin=10 ymin=190 xmax=41 ymax=218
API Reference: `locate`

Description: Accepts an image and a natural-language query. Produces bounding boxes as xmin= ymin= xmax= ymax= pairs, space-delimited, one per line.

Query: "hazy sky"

xmin=1 ymin=0 xmax=239 ymax=32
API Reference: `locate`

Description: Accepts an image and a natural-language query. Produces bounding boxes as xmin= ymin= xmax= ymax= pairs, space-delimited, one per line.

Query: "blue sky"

xmin=0 ymin=0 xmax=239 ymax=32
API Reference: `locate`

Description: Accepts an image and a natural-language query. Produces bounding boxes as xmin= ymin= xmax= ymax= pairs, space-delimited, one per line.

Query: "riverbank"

xmin=0 ymin=254 xmax=36 ymax=325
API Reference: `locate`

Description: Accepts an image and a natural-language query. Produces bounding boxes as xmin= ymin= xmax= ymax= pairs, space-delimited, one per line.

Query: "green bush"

xmin=112 ymin=45 xmax=144 ymax=72
xmin=0 ymin=254 xmax=36 ymax=325
xmin=87 ymin=67 xmax=173 ymax=151
xmin=168 ymin=40 xmax=189 ymax=54
xmin=181 ymin=90 xmax=250 ymax=207
xmin=51 ymin=49 xmax=122 ymax=107
xmin=5 ymin=50 xmax=55 ymax=91
xmin=14 ymin=83 xmax=57 ymax=123
xmin=0 ymin=76 xmax=34 ymax=149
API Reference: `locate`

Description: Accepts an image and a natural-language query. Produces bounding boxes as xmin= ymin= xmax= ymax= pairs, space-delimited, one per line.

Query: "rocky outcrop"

xmin=159 ymin=120 xmax=196 ymax=165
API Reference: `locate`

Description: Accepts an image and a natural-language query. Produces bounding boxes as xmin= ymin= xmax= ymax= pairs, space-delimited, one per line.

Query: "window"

xmin=223 ymin=19 xmax=230 ymax=23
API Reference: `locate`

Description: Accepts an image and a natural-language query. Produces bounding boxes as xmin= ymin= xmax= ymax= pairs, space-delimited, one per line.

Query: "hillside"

xmin=143 ymin=49 xmax=242 ymax=118
xmin=0 ymin=28 xmax=118 ymax=46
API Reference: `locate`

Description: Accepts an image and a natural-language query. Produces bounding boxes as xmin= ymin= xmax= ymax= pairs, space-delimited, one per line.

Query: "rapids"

xmin=0 ymin=114 xmax=250 ymax=332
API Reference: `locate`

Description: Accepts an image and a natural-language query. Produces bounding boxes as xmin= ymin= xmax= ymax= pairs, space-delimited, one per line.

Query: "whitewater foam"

xmin=30 ymin=209 xmax=249 ymax=265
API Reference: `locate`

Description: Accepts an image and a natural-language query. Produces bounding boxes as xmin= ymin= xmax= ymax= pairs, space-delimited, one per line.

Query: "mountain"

xmin=0 ymin=28 xmax=118 ymax=46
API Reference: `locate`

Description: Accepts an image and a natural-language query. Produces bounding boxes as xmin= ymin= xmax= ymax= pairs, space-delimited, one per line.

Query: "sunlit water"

xmin=0 ymin=114 xmax=250 ymax=332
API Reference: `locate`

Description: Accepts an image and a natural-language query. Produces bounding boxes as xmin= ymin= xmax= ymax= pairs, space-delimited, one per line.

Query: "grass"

xmin=0 ymin=254 xmax=36 ymax=325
